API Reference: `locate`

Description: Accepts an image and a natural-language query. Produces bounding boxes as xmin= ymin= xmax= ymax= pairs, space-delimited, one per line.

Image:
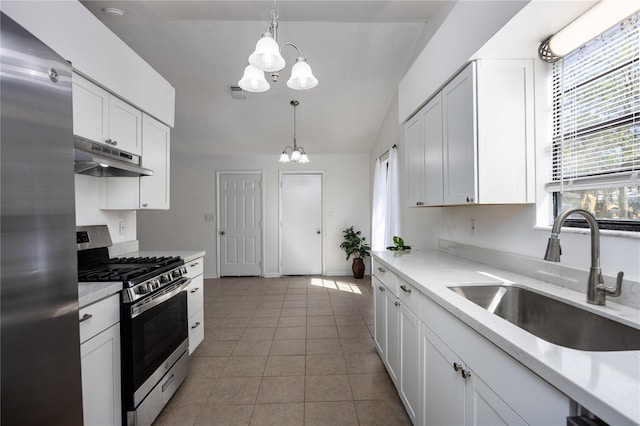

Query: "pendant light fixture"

xmin=239 ymin=3 xmax=318 ymax=93
xmin=279 ymin=100 xmax=309 ymax=164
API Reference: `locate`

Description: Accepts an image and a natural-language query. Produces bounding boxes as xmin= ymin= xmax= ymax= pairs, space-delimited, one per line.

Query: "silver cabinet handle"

xmin=79 ymin=313 xmax=93 ymax=323
xmin=190 ymin=287 xmax=200 ymax=294
xmin=190 ymin=262 xmax=200 ymax=267
xmin=220 ymin=231 xmax=226 ymax=235
xmin=453 ymin=362 xmax=462 ymax=372
xmin=466 ymin=196 xmax=474 ymax=203
xmin=191 ymin=322 xmax=201 ymax=329
xmin=394 ymin=301 xmax=400 ymax=307
xmin=142 ymin=203 xmax=149 ymax=208
xmin=400 ymin=285 xmax=412 ymax=294
xmin=461 ymin=369 xmax=472 ymax=380
xmin=377 ymin=267 xmax=386 ymax=273
xmin=378 ymin=285 xmax=385 ymax=292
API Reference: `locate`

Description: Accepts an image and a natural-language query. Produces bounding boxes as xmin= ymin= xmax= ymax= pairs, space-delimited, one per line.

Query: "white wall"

xmin=374 ymin=0 xmax=640 ymax=284
xmin=74 ymin=175 xmax=137 ymax=243
xmin=137 ymin=153 xmax=370 ymax=278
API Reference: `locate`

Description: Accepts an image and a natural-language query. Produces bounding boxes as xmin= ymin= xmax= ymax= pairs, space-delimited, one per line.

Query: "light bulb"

xmin=287 ymin=58 xmax=318 ymax=90
xmin=290 ymin=150 xmax=301 ymax=162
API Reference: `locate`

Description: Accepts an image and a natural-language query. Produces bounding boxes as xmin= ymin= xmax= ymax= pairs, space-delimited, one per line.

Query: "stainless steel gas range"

xmin=77 ymin=225 xmax=190 ymax=426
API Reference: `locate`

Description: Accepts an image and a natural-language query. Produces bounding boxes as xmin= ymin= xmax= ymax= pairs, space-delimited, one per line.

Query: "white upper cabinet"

xmin=405 ymin=59 xmax=534 ymax=206
xmin=72 ymin=73 xmax=109 ymax=145
xmin=108 ymin=96 xmax=142 ymax=155
xmin=72 ymin=73 xmax=142 ymax=155
xmin=140 ymin=114 xmax=170 ymax=210
xmin=442 ymin=63 xmax=477 ymax=205
xmin=99 ymin=114 xmax=171 ymax=210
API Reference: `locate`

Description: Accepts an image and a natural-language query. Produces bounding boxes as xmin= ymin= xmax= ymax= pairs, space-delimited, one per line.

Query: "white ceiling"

xmin=80 ymin=1 xmax=446 ymax=157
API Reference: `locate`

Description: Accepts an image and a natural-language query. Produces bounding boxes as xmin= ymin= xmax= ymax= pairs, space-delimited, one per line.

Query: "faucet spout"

xmin=544 ymin=208 xmax=606 ymax=305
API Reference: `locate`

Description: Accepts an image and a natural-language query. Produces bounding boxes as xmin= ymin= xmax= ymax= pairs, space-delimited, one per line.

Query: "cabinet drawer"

xmin=185 ymin=258 xmax=204 ymax=278
xmin=188 ymin=308 xmax=204 ymax=355
xmin=372 ymin=259 xmax=398 ymax=296
xmin=79 ymin=293 xmax=120 ymax=344
xmin=398 ymin=279 xmax=422 ymax=314
xmin=187 ymin=275 xmax=204 ymax=314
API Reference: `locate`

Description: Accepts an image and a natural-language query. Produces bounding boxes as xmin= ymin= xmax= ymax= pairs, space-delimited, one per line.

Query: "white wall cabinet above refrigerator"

xmin=405 ymin=59 xmax=535 ymax=207
xmin=72 ymin=73 xmax=142 ymax=156
xmin=99 ymin=113 xmax=171 ymax=211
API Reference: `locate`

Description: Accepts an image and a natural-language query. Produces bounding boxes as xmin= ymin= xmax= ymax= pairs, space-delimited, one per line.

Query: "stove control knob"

xmin=180 ymin=267 xmax=187 ymax=275
xmin=172 ymin=270 xmax=182 ymax=280
xmin=149 ymin=280 xmax=160 ymax=290
xmin=136 ymin=284 xmax=149 ymax=294
xmin=160 ymin=274 xmax=170 ymax=284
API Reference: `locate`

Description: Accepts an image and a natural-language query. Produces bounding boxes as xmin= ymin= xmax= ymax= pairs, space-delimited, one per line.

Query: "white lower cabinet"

xmin=399 ymin=302 xmax=421 ymax=424
xmin=421 ymin=322 xmax=525 ymax=425
xmin=79 ymin=294 xmax=121 ymax=426
xmin=420 ymin=293 xmax=570 ymax=426
xmin=385 ymin=289 xmax=400 ymax=385
xmin=373 ymin=277 xmax=387 ymax=356
xmin=374 ymin=273 xmax=421 ymax=424
xmin=373 ymin=259 xmax=571 ymax=426
xmin=185 ymin=256 xmax=205 ymax=354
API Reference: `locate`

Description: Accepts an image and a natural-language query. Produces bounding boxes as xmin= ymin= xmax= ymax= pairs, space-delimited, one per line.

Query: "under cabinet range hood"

xmin=73 ymin=137 xmax=153 ymax=177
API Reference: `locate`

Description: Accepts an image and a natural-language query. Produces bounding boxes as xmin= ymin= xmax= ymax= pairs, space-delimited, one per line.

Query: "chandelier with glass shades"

xmin=279 ymin=100 xmax=309 ymax=164
xmin=238 ymin=4 xmax=318 ymax=93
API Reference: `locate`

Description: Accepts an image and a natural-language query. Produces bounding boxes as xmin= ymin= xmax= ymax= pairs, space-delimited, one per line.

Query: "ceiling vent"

xmin=228 ymin=85 xmax=247 ymax=100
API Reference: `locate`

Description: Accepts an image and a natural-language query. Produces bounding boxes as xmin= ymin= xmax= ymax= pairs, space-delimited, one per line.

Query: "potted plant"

xmin=339 ymin=226 xmax=371 ymax=279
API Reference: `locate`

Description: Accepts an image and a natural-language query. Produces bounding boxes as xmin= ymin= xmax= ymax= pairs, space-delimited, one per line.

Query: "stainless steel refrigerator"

xmin=1 ymin=12 xmax=83 ymax=425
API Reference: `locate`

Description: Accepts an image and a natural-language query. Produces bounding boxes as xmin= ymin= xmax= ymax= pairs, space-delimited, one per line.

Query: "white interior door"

xmin=280 ymin=173 xmax=322 ymax=275
xmin=218 ymin=173 xmax=262 ymax=276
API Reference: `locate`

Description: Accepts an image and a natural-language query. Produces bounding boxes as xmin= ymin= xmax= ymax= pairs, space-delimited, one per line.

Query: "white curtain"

xmin=385 ymin=147 xmax=400 ymax=247
xmin=371 ymin=158 xmax=387 ymax=251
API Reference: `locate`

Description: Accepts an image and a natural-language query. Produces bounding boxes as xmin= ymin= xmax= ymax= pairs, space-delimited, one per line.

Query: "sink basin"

xmin=448 ymin=285 xmax=640 ymax=351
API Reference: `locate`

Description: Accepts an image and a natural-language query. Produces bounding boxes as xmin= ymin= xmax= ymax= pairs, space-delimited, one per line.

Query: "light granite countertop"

xmin=373 ymin=250 xmax=640 ymax=426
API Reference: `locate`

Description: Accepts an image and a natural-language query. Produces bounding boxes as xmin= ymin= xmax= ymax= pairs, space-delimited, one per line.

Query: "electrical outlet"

xmin=204 ymin=213 xmax=215 ymax=222
xmin=471 ymin=219 xmax=477 ymax=236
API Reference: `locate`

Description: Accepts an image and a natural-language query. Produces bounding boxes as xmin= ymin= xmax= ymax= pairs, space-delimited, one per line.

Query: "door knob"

xmin=220 ymin=231 xmax=225 ymax=235
xmin=317 ymin=230 xmax=321 ymax=234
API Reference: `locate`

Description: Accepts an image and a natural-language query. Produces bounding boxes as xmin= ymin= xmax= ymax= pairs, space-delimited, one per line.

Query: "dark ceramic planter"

xmin=352 ymin=257 xmax=365 ymax=279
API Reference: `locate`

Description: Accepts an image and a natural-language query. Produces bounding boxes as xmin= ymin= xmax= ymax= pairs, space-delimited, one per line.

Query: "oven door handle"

xmin=130 ymin=277 xmax=192 ymax=319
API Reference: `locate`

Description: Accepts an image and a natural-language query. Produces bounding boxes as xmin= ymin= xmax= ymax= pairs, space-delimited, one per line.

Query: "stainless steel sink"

xmin=448 ymin=285 xmax=640 ymax=351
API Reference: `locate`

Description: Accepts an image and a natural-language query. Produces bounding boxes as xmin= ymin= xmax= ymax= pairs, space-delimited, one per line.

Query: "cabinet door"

xmin=140 ymin=114 xmax=170 ymax=209
xmin=400 ymin=304 xmax=420 ymax=424
xmin=385 ymin=292 xmax=400 ymax=385
xmin=466 ymin=373 xmax=526 ymax=426
xmin=72 ymin=73 xmax=109 ymax=144
xmin=423 ymin=93 xmax=444 ymax=206
xmin=443 ymin=62 xmax=477 ymax=205
xmin=80 ymin=324 xmax=122 ymax=426
xmin=187 ymin=274 xmax=204 ymax=315
xmin=373 ymin=278 xmax=387 ymax=357
xmin=109 ymin=95 xmax=142 ymax=155
xmin=188 ymin=308 xmax=204 ymax=355
xmin=421 ymin=322 xmax=465 ymax=426
xmin=405 ymin=111 xmax=425 ymax=207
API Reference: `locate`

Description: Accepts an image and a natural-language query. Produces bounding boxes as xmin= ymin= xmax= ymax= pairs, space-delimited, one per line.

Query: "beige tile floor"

xmin=153 ymin=275 xmax=412 ymax=426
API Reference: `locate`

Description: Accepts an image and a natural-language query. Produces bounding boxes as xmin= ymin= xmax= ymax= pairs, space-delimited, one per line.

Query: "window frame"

xmin=548 ymin=13 xmax=640 ymax=232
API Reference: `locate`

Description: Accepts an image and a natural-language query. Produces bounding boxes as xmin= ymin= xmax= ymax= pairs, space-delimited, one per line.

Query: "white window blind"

xmin=546 ymin=13 xmax=639 ymax=193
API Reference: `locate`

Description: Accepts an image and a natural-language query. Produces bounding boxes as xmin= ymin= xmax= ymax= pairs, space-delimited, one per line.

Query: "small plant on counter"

xmin=340 ymin=226 xmax=371 ymax=279
xmin=387 ymin=236 xmax=411 ymax=251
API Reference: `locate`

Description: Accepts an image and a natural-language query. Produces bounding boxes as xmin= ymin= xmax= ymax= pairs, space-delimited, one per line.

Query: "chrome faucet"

xmin=544 ymin=208 xmax=624 ymax=305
